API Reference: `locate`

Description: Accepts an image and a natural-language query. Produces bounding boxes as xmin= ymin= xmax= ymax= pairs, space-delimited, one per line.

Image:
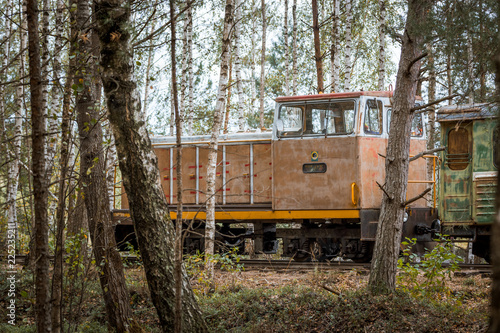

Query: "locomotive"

xmin=112 ymin=91 xmax=444 ymax=262
xmin=437 ymin=102 xmax=498 ymax=262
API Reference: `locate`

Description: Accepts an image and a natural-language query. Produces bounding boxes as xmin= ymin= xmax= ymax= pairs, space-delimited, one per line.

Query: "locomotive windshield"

xmin=277 ymin=100 xmax=356 ymax=137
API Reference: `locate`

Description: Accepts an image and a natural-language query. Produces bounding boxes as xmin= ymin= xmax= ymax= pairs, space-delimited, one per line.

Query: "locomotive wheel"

xmin=294 ymin=239 xmax=323 ymax=262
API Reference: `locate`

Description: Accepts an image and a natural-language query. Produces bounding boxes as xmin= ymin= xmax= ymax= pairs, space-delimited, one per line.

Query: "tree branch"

xmin=406 ymin=52 xmax=428 ymax=73
xmin=376 ymin=181 xmax=393 ymax=200
xmin=322 ymin=283 xmax=342 ymax=296
xmin=402 ymin=188 xmax=431 ymax=207
xmin=412 ymin=94 xmax=460 ymax=112
xmin=409 ymin=147 xmax=445 ymax=162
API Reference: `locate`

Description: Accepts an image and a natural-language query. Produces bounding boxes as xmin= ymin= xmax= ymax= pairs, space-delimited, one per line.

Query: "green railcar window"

xmin=447 ymin=127 xmax=470 ymax=170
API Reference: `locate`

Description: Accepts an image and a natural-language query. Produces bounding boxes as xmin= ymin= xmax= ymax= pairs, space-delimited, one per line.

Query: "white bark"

xmin=187 ymin=4 xmax=194 ymax=136
xmin=292 ymin=0 xmax=298 ymax=95
xmin=234 ymin=0 xmax=245 ymax=132
xmin=259 ymin=0 xmax=266 ymax=129
xmin=41 ymin=0 xmax=50 ymax=171
xmin=344 ymin=0 xmax=352 ymax=91
xmin=284 ymin=0 xmax=289 ymax=95
xmin=7 ymin=0 xmax=26 ymax=228
xmin=251 ymin=0 xmax=258 ymax=112
xmin=467 ymin=31 xmax=474 ymax=104
xmin=0 ymin=0 xmax=12 ymax=144
xmin=206 ymin=0 xmax=233 ymax=280
xmin=332 ymin=0 xmax=340 ymax=92
xmin=143 ymin=19 xmax=156 ymax=117
xmin=378 ymin=0 xmax=386 ymax=91
xmin=170 ymin=86 xmax=175 ymax=135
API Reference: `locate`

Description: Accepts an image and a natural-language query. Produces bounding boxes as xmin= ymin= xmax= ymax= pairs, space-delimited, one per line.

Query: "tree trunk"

xmin=426 ymin=45 xmax=436 ymax=206
xmin=187 ymin=4 xmax=194 ymax=136
xmin=234 ymin=0 xmax=245 ymax=131
xmin=292 ymin=0 xmax=298 ymax=95
xmin=205 ymin=0 xmax=233 ymax=285
xmin=489 ymin=18 xmax=500 ymax=331
xmin=378 ymin=0 xmax=386 ymax=91
xmin=169 ymin=1 xmax=184 ymax=331
xmin=224 ymin=57 xmax=232 ymax=134
xmin=251 ymin=0 xmax=258 ymax=110
xmin=368 ymin=0 xmax=432 ymax=295
xmin=94 ymin=0 xmax=208 ymax=331
xmin=331 ymin=0 xmax=340 ymax=92
xmin=73 ymin=1 xmax=138 ymax=331
xmin=344 ymin=0 xmax=352 ymax=91
xmin=312 ymin=0 xmax=323 ymax=93
xmin=27 ymin=0 xmax=51 ymax=330
xmin=467 ymin=31 xmax=474 ymax=104
xmin=284 ymin=0 xmax=289 ymax=95
xmin=259 ymin=0 xmax=266 ymax=129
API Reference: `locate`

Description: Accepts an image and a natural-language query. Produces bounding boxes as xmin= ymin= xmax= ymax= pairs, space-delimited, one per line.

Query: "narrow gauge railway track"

xmin=3 ymin=255 xmax=492 ymax=274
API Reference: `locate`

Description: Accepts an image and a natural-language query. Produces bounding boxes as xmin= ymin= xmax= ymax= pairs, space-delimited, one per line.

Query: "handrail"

xmin=408 ymin=154 xmax=439 ymax=209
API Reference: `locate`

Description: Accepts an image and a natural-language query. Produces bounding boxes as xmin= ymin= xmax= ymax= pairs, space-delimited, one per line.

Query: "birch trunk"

xmin=169 ymin=1 xmax=184 ymax=331
xmin=187 ymin=4 xmax=194 ymax=136
xmin=426 ymin=45 xmax=436 ymax=206
xmin=312 ymin=0 xmax=324 ymax=93
xmin=284 ymin=0 xmax=290 ymax=95
xmin=0 ymin=0 xmax=12 ymax=152
xmin=50 ymin=1 xmax=67 ymax=331
xmin=234 ymin=0 xmax=245 ymax=131
xmin=94 ymin=0 xmax=208 ymax=330
xmin=292 ymin=0 xmax=298 ymax=95
xmin=41 ymin=0 xmax=51 ymax=171
xmin=251 ymin=0 xmax=257 ymax=111
xmin=467 ymin=31 xmax=474 ymax=104
xmin=369 ymin=0 xmax=432 ymax=295
xmin=27 ymin=0 xmax=51 ymax=329
xmin=6 ymin=0 xmax=24 ymax=235
xmin=224 ymin=58 xmax=232 ymax=134
xmin=205 ymin=0 xmax=233 ymax=282
xmin=259 ymin=0 xmax=266 ymax=129
xmin=344 ymin=0 xmax=352 ymax=91
xmin=331 ymin=0 xmax=340 ymax=92
xmin=378 ymin=0 xmax=386 ymax=91
xmin=143 ymin=14 xmax=156 ymax=116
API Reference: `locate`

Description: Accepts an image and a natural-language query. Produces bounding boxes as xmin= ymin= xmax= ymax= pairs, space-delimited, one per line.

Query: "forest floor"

xmin=0 ymin=262 xmax=490 ymax=332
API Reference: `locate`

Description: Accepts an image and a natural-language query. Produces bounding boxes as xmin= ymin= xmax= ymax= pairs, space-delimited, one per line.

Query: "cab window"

xmin=386 ymin=109 xmax=424 ymax=137
xmin=364 ymin=99 xmax=383 ymax=135
xmin=447 ymin=127 xmax=470 ymax=170
xmin=277 ymin=105 xmax=303 ymax=137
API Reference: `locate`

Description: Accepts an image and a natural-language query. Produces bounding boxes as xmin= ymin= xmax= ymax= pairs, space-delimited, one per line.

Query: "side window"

xmin=278 ymin=105 xmax=303 ymax=137
xmin=386 ymin=109 xmax=424 ymax=137
xmin=447 ymin=127 xmax=470 ymax=170
xmin=364 ymin=99 xmax=383 ymax=135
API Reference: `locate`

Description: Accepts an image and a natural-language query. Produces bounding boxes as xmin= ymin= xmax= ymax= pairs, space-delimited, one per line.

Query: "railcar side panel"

xmin=253 ymin=143 xmax=272 ymax=203
xmin=272 ymin=137 xmax=357 ymax=211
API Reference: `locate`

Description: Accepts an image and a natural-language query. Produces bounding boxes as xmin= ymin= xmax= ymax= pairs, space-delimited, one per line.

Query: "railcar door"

xmin=441 ymin=123 xmax=473 ymax=224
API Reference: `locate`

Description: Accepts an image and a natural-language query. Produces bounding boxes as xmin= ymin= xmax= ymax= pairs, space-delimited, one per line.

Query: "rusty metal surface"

xmin=253 ymin=144 xmax=272 ymax=203
xmin=273 ymin=137 xmax=357 ymax=210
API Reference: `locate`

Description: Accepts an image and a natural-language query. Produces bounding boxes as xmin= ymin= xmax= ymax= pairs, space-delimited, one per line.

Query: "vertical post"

xmin=433 ymin=156 xmax=436 ymax=209
xmin=250 ymin=144 xmax=254 ymax=204
xmin=170 ymin=147 xmax=174 ymax=203
xmin=223 ymin=145 xmax=226 ymax=205
xmin=196 ymin=146 xmax=199 ymax=204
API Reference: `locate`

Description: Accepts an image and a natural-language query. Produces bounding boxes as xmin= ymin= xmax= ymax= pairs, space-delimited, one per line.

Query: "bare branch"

xmin=409 ymin=147 xmax=445 ymax=162
xmin=412 ymin=94 xmax=460 ymax=112
xmin=322 ymin=283 xmax=342 ymax=296
xmin=406 ymin=52 xmax=428 ymax=73
xmin=376 ymin=181 xmax=393 ymax=200
xmin=402 ymin=188 xmax=431 ymax=207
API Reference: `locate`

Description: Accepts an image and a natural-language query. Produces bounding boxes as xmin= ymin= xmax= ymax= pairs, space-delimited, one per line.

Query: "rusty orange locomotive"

xmin=113 ymin=91 xmax=438 ymax=262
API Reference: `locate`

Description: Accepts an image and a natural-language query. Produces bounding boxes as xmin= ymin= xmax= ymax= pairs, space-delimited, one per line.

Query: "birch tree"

xmin=94 ymin=0 xmax=207 ymax=330
xmin=331 ymin=0 xmax=340 ymax=92
xmin=292 ymin=0 xmax=298 ymax=95
xmin=312 ymin=0 xmax=324 ymax=93
xmin=369 ymin=0 xmax=433 ymax=295
xmin=27 ymin=0 xmax=51 ymax=329
xmin=344 ymin=0 xmax=353 ymax=91
xmin=284 ymin=0 xmax=290 ymax=95
xmin=378 ymin=0 xmax=386 ymax=91
xmin=234 ymin=0 xmax=245 ymax=131
xmin=259 ymin=0 xmax=266 ymax=129
xmin=187 ymin=4 xmax=194 ymax=135
xmin=205 ymin=0 xmax=234 ymax=284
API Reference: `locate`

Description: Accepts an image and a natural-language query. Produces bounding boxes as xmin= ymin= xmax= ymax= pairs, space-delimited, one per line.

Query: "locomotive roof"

xmin=150 ymin=131 xmax=272 ymax=146
xmin=436 ymin=103 xmax=498 ymax=122
xmin=275 ymin=91 xmax=394 ymax=103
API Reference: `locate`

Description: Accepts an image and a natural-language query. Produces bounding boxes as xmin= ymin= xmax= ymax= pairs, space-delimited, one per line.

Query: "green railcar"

xmin=437 ymin=103 xmax=498 ymax=261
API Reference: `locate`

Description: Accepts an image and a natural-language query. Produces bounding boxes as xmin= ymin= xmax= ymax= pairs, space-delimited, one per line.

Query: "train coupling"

xmin=414 ymin=219 xmax=441 ymax=237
